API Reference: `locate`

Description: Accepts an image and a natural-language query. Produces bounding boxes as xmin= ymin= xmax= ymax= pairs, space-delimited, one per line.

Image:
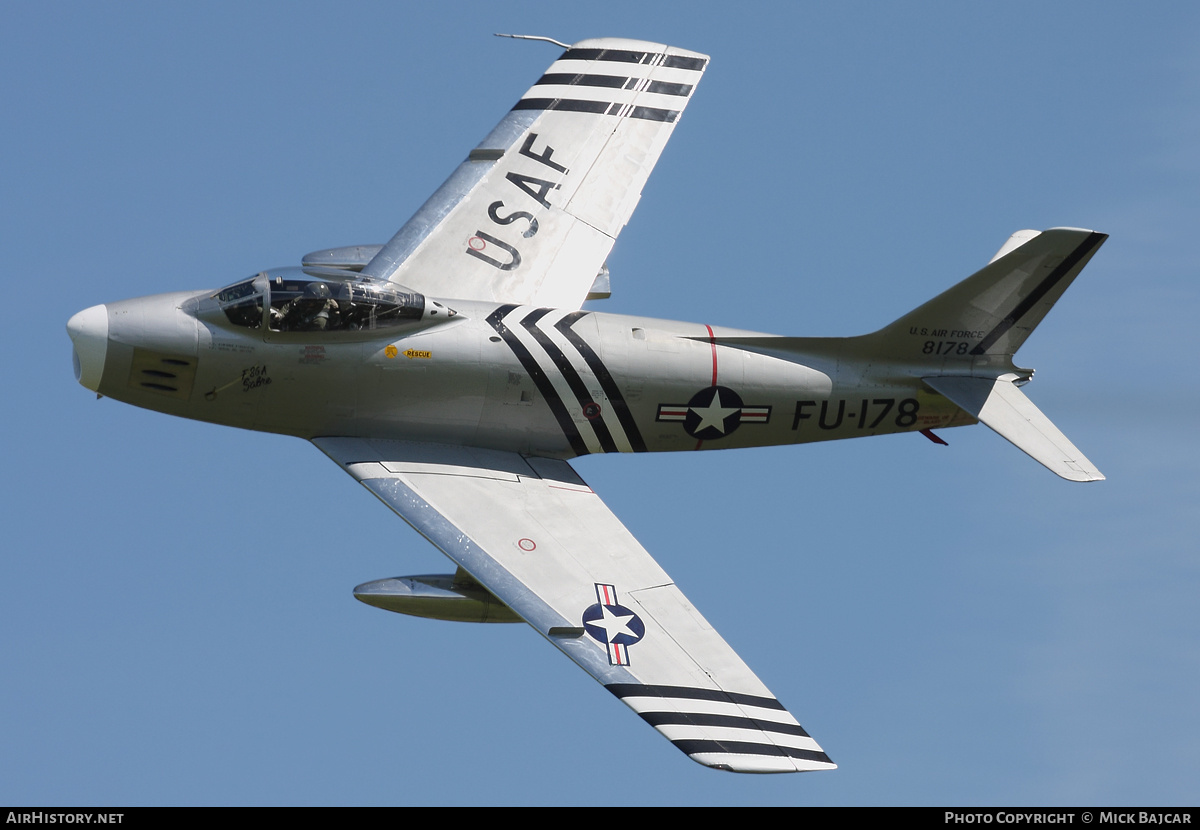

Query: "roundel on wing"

xmin=582 ymin=601 xmax=646 ymax=647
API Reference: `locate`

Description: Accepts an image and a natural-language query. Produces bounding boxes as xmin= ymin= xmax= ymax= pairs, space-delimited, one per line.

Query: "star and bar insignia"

xmin=656 ymin=385 xmax=771 ymax=440
xmin=582 ymin=583 xmax=646 ymax=666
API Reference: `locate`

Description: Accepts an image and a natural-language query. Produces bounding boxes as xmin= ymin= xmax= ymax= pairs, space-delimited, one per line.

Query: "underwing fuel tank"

xmin=353 ymin=575 xmax=522 ymax=623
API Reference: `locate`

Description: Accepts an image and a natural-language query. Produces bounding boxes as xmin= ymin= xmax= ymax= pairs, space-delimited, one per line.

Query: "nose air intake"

xmin=67 ymin=304 xmax=108 ymax=393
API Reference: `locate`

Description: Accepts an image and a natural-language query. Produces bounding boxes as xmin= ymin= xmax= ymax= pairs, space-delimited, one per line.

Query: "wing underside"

xmin=360 ymin=38 xmax=709 ymax=310
xmin=313 ymin=436 xmax=834 ymax=773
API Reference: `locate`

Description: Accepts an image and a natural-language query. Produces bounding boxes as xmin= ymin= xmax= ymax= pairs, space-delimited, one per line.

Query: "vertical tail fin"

xmin=885 ymin=227 xmax=1108 ymax=481
xmin=713 ymin=228 xmax=1107 ymax=481
xmin=873 ymin=227 xmax=1107 ymax=366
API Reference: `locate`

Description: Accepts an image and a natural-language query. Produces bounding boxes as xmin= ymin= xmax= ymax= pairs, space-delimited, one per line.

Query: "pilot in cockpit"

xmin=273 ymin=282 xmax=339 ymax=332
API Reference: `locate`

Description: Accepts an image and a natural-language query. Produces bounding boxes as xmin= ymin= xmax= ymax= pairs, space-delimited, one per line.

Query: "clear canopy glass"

xmin=213 ymin=267 xmax=427 ymax=333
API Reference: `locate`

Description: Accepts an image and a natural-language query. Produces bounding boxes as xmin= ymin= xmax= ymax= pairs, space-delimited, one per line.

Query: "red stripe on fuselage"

xmin=696 ymin=325 xmax=718 ymax=451
xmin=706 ymin=324 xmax=717 ymax=387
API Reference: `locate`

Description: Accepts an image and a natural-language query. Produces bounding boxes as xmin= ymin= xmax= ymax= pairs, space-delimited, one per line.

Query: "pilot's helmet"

xmin=305 ymin=282 xmax=332 ymax=300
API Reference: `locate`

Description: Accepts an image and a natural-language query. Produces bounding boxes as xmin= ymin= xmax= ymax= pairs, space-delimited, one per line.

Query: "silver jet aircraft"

xmin=67 ymin=37 xmax=1105 ymax=774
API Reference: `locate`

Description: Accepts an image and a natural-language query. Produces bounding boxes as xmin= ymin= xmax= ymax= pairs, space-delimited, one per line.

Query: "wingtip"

xmin=690 ymin=753 xmax=838 ymax=774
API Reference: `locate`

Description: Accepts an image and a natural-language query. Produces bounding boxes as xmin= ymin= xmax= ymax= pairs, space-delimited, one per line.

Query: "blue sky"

xmin=4 ymin=1 xmax=1199 ymax=806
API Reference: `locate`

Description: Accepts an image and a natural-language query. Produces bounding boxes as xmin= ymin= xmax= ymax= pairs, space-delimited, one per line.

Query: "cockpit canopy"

xmin=213 ymin=267 xmax=428 ymax=333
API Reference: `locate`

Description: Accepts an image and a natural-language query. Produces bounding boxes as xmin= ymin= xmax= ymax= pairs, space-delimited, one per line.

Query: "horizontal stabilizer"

xmin=924 ymin=376 xmax=1104 ymax=482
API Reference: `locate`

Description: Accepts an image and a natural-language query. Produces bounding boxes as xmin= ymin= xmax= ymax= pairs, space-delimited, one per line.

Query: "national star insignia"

xmin=655 ymin=385 xmax=773 ymax=441
xmin=689 ymin=387 xmax=740 ymax=435
xmin=587 ymin=603 xmax=640 ymax=642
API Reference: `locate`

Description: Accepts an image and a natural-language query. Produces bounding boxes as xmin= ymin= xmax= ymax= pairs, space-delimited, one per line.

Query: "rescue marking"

xmin=299 ymin=345 xmax=328 ymax=365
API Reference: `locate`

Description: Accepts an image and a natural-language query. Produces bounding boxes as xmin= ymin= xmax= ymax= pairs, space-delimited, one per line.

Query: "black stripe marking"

xmin=629 ymin=105 xmax=679 ymax=123
xmin=970 ymin=231 xmax=1107 ymax=355
xmin=486 ymin=305 xmax=588 ymax=456
xmin=638 ymin=711 xmax=812 ymax=738
xmin=533 ymin=75 xmax=692 ymax=98
xmin=513 ymin=98 xmax=678 ymax=122
xmin=556 ymin=312 xmax=648 ymax=453
xmin=519 ymin=308 xmax=619 ymax=454
xmin=671 ymin=739 xmax=833 ymax=765
xmin=606 ymin=683 xmax=786 ymax=710
xmin=536 ymin=73 xmax=628 ymax=89
xmin=514 ymin=98 xmax=609 ymax=115
xmin=559 ymin=49 xmax=707 ymax=72
xmin=646 ymin=80 xmax=693 ymax=96
xmin=561 ymin=48 xmax=654 ymax=64
xmin=663 ymin=55 xmax=708 ymax=71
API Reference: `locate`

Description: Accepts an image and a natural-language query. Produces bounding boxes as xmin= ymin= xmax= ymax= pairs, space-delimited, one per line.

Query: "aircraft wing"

xmin=359 ymin=38 xmax=709 ymax=309
xmin=313 ymin=436 xmax=835 ymax=774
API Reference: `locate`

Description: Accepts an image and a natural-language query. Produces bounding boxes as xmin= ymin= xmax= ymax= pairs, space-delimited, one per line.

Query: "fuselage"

xmin=68 ymin=280 xmax=974 ymax=458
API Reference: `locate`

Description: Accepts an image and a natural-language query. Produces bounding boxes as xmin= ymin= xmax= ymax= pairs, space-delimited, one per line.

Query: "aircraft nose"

xmin=67 ymin=304 xmax=109 ymax=393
